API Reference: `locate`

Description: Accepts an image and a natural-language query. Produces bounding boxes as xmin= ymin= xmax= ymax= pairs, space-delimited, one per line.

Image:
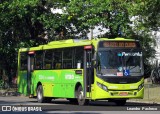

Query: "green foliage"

xmin=65 ymin=0 xmax=132 ymax=38
xmin=131 ymin=0 xmax=160 ymax=31
xmin=0 ymin=0 xmax=45 ymax=81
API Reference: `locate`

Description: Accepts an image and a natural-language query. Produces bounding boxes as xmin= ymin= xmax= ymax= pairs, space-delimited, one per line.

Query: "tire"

xmin=76 ymin=86 xmax=89 ymax=106
xmin=37 ymin=85 xmax=45 ymax=103
xmin=114 ymin=99 xmax=126 ymax=106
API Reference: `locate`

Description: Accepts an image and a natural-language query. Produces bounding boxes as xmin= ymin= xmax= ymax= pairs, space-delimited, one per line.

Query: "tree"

xmin=65 ymin=0 xmax=133 ymax=38
xmin=0 ymin=0 xmax=71 ymax=82
xmin=0 ymin=0 xmax=47 ymax=82
xmin=131 ymin=0 xmax=160 ymax=31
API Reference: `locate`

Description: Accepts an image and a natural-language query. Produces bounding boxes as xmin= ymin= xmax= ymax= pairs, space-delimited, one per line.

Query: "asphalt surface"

xmin=0 ymin=96 xmax=160 ymax=114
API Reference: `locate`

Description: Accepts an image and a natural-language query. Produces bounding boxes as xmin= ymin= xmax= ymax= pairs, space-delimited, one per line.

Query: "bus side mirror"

xmin=92 ymin=59 xmax=98 ymax=68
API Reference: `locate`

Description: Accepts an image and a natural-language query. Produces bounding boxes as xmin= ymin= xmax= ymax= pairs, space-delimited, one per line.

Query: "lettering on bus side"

xmin=39 ymin=75 xmax=55 ymax=80
xmin=65 ymin=74 xmax=74 ymax=80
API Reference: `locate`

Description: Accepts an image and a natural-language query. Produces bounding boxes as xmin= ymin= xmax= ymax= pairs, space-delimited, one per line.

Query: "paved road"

xmin=0 ymin=96 xmax=160 ymax=113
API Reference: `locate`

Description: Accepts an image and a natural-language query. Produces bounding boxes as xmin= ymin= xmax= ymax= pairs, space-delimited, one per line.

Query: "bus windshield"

xmin=96 ymin=49 xmax=144 ymax=77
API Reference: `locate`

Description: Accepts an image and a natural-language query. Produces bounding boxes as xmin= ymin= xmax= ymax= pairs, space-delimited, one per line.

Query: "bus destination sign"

xmin=99 ymin=41 xmax=138 ymax=48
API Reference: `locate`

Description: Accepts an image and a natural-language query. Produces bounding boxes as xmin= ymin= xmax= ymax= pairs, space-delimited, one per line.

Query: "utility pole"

xmin=90 ymin=28 xmax=93 ymax=40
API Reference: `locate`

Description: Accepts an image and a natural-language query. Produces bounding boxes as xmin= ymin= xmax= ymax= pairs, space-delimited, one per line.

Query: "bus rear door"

xmin=27 ymin=51 xmax=35 ymax=97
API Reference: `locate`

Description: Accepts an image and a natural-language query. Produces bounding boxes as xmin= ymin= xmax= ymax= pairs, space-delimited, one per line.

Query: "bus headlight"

xmin=97 ymin=82 xmax=102 ymax=88
xmin=138 ymin=83 xmax=144 ymax=91
xmin=97 ymin=82 xmax=108 ymax=92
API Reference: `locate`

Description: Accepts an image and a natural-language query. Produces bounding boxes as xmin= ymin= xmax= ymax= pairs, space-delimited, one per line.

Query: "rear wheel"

xmin=76 ymin=86 xmax=89 ymax=106
xmin=37 ymin=85 xmax=45 ymax=103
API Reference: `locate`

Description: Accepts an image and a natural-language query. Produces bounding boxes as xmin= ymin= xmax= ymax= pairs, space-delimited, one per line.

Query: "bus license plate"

xmin=119 ymin=92 xmax=128 ymax=96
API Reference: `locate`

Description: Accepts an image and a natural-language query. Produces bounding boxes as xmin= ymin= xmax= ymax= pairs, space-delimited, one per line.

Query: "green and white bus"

xmin=17 ymin=38 xmax=144 ymax=105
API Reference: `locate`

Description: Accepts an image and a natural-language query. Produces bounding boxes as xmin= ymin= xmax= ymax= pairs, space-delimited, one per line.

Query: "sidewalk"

xmin=0 ymin=88 xmax=20 ymax=97
xmin=128 ymin=99 xmax=160 ymax=104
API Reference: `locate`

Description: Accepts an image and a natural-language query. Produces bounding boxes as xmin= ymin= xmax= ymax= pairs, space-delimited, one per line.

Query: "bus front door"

xmin=84 ymin=47 xmax=93 ymax=98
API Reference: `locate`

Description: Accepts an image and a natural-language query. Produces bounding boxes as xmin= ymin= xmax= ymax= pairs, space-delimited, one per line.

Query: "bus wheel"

xmin=76 ymin=86 xmax=89 ymax=106
xmin=37 ymin=85 xmax=45 ymax=103
xmin=114 ymin=99 xmax=126 ymax=106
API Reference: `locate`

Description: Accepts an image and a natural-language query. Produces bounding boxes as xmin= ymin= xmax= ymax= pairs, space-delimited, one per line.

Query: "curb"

xmin=0 ymin=90 xmax=21 ymax=97
xmin=128 ymin=100 xmax=160 ymax=104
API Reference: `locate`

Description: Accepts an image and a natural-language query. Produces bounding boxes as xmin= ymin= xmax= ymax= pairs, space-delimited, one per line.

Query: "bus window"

xmin=55 ymin=63 xmax=61 ymax=69
xmin=44 ymin=50 xmax=53 ymax=69
xmin=63 ymin=48 xmax=73 ymax=69
xmin=35 ymin=51 xmax=44 ymax=70
xmin=53 ymin=50 xmax=62 ymax=69
xmin=20 ymin=52 xmax=27 ymax=70
xmin=75 ymin=47 xmax=84 ymax=69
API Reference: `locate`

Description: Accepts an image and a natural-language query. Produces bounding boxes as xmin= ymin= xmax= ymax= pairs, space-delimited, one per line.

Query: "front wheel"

xmin=76 ymin=86 xmax=89 ymax=106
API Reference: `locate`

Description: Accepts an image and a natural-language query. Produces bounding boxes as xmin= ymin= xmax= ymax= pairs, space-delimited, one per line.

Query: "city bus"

xmin=17 ymin=38 xmax=144 ymax=106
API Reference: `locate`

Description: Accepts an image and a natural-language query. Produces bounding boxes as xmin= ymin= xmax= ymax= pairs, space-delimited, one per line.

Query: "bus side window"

xmin=55 ymin=63 xmax=61 ymax=69
xmin=20 ymin=52 xmax=27 ymax=70
xmin=44 ymin=50 xmax=53 ymax=69
xmin=35 ymin=51 xmax=43 ymax=70
xmin=53 ymin=50 xmax=62 ymax=69
xmin=75 ymin=47 xmax=84 ymax=69
xmin=63 ymin=48 xmax=73 ymax=69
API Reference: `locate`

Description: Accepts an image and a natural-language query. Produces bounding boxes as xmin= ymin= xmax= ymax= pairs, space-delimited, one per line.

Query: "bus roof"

xmin=19 ymin=37 xmax=138 ymax=52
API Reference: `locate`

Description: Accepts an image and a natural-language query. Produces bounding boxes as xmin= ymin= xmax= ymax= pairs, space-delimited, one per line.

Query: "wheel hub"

xmin=37 ymin=90 xmax=42 ymax=99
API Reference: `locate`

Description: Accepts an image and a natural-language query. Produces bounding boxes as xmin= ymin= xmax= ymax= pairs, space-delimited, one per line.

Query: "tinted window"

xmin=44 ymin=50 xmax=53 ymax=69
xmin=35 ymin=51 xmax=44 ymax=69
xmin=63 ymin=48 xmax=73 ymax=69
xmin=74 ymin=47 xmax=84 ymax=69
xmin=53 ymin=50 xmax=62 ymax=69
xmin=20 ymin=52 xmax=27 ymax=70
